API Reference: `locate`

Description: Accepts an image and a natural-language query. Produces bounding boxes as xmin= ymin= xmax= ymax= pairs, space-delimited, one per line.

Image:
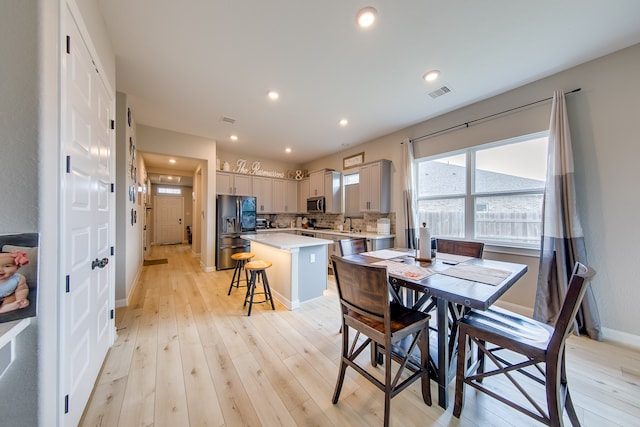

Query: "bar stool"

xmin=227 ymin=252 xmax=255 ymax=295
xmin=244 ymin=260 xmax=275 ymax=316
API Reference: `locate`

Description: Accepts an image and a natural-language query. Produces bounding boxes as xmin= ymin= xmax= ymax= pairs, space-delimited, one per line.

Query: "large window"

xmin=415 ymin=132 xmax=548 ymax=248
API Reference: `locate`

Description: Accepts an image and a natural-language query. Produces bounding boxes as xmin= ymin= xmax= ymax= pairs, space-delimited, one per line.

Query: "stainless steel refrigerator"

xmin=216 ymin=194 xmax=257 ymax=270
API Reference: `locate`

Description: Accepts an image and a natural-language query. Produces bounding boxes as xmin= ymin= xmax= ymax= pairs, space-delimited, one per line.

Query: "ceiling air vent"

xmin=221 ymin=116 xmax=236 ymax=124
xmin=428 ymin=86 xmax=451 ymax=99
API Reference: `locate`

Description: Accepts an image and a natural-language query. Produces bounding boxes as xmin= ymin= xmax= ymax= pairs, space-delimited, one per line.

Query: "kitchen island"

xmin=243 ymin=233 xmax=332 ymax=310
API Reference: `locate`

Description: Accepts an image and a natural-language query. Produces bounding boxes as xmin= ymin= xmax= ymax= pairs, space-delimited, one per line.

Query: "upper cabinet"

xmin=217 ymin=172 xmax=252 ymax=196
xmin=309 ymin=170 xmax=324 ymax=197
xmin=252 ymin=176 xmax=273 ymax=213
xmin=273 ymin=179 xmax=298 ymax=213
xmin=308 ymin=169 xmax=342 ymax=213
xmin=298 ymin=178 xmax=309 ymax=213
xmin=324 ymin=170 xmax=342 ymax=214
xmin=359 ymin=159 xmax=391 ymax=213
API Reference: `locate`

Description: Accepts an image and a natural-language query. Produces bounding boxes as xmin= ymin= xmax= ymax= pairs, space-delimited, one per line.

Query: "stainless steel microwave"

xmin=306 ymin=196 xmax=325 ymax=213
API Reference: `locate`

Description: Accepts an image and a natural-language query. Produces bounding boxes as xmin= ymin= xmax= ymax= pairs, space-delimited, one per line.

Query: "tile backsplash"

xmin=260 ymin=212 xmax=396 ymax=234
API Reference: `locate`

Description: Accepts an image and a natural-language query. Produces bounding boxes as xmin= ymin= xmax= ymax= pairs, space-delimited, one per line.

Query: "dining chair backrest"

xmin=435 ymin=238 xmax=484 ymax=258
xmin=453 ymin=261 xmax=595 ymax=425
xmin=548 ymin=261 xmax=596 ymax=353
xmin=331 ymin=254 xmax=389 ymax=324
xmin=338 ymin=238 xmax=368 ymax=257
xmin=330 ymin=254 xmax=432 ymax=427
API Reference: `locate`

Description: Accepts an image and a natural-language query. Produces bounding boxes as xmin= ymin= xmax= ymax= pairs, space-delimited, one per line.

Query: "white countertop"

xmin=244 ymin=233 xmax=332 ymax=250
xmin=256 ymin=227 xmax=394 ymax=240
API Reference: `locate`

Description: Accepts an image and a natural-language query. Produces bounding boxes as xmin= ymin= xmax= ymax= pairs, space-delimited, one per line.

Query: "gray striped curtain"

xmin=534 ymin=90 xmax=601 ymax=340
xmin=402 ymin=138 xmax=418 ymax=249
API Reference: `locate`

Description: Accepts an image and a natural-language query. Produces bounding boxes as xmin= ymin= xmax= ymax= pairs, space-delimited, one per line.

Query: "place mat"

xmin=435 ymin=252 xmax=474 ymax=264
xmin=373 ymin=260 xmax=435 ymax=281
xmin=143 ymin=258 xmax=168 ymax=266
xmin=438 ymin=263 xmax=510 ymax=286
xmin=361 ymin=249 xmax=413 ymax=260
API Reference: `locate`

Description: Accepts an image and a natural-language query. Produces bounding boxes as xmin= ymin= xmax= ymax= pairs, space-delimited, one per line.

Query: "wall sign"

xmin=233 ymin=159 xmax=285 ymax=178
xmin=343 ymin=152 xmax=364 ymax=169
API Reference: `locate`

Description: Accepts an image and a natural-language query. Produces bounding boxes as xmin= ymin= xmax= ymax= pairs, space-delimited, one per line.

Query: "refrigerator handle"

xmin=236 ymin=198 xmax=241 ymax=233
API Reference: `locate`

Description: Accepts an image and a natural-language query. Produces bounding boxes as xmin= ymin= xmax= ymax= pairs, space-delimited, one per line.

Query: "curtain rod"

xmin=409 ymin=88 xmax=581 ymax=143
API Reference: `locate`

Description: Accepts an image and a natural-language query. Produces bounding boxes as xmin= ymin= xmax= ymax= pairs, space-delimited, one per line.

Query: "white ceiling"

xmin=140 ymin=152 xmax=200 ymax=186
xmin=99 ymin=0 xmax=640 ymax=174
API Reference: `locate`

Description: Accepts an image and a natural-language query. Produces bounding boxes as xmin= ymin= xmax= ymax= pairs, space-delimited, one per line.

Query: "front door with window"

xmin=155 ymin=195 xmax=184 ymax=244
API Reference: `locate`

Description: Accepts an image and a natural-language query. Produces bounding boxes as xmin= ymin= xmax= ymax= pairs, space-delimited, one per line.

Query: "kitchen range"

xmin=215 ymin=194 xmax=257 ymax=270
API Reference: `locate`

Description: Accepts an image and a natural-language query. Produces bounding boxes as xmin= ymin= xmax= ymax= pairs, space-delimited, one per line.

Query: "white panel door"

xmin=155 ymin=195 xmax=184 ymax=244
xmin=61 ymin=8 xmax=115 ymax=427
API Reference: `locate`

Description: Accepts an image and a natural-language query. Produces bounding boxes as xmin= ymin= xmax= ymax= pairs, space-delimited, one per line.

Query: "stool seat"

xmin=245 ymin=260 xmax=272 ymax=270
xmin=232 ymin=252 xmax=255 ymax=261
xmin=227 ymin=252 xmax=255 ymax=296
xmin=243 ymin=259 xmax=275 ymax=316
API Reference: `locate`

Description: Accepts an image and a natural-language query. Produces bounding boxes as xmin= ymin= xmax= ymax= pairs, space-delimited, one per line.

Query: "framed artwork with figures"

xmin=0 ymin=233 xmax=39 ymax=323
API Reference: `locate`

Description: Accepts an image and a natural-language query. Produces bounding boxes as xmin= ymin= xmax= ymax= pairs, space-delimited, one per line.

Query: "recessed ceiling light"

xmin=169 ymin=159 xmax=176 ymax=164
xmin=267 ymin=90 xmax=280 ymax=100
xmin=356 ymin=7 xmax=377 ymax=28
xmin=339 ymin=119 xmax=349 ymax=126
xmin=423 ymin=70 xmax=440 ymax=82
xmin=285 ymin=148 xmax=292 ymax=153
xmin=230 ymin=134 xmax=238 ymax=141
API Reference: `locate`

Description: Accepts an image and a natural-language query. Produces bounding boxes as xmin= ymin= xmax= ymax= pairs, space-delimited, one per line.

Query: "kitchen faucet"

xmin=344 ymin=217 xmax=353 ymax=232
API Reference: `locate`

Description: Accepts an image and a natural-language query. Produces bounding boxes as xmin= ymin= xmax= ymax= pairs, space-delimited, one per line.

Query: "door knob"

xmin=91 ymin=257 xmax=109 ymax=270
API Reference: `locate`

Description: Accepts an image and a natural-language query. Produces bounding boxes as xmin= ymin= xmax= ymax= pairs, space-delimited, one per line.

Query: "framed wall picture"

xmin=343 ymin=152 xmax=364 ymax=169
xmin=0 ymin=233 xmax=39 ymax=323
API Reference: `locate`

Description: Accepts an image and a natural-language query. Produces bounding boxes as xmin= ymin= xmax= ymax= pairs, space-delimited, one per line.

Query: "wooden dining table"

xmin=341 ymin=248 xmax=528 ymax=409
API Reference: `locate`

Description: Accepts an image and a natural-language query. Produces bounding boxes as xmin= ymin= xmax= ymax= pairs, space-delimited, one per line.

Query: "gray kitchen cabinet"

xmin=216 ymin=172 xmax=252 ymax=195
xmin=309 ymin=170 xmax=324 ymax=196
xmin=358 ymin=159 xmax=391 ymax=213
xmin=273 ymin=179 xmax=298 ymax=213
xmin=324 ymin=170 xmax=342 ymax=213
xmin=252 ymin=176 xmax=273 ymax=212
xmin=298 ymin=178 xmax=309 ymax=213
xmin=306 ymin=169 xmax=342 ymax=213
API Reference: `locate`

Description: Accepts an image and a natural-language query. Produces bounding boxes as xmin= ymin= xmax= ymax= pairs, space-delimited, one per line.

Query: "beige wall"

xmin=303 ymin=44 xmax=640 ymax=343
xmin=0 ymin=2 xmax=40 ymax=425
xmin=115 ymin=92 xmax=146 ymax=306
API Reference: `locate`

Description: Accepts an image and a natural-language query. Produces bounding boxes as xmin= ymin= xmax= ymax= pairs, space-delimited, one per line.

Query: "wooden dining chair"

xmin=330 ymin=255 xmax=431 ymax=427
xmin=435 ymin=238 xmax=484 ymax=258
xmin=338 ymin=237 xmax=368 ymax=256
xmin=419 ymin=238 xmax=485 ymax=362
xmin=453 ymin=262 xmax=595 ymax=426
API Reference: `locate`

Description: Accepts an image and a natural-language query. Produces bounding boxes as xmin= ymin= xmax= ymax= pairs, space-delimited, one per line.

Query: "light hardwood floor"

xmin=80 ymin=244 xmax=640 ymax=426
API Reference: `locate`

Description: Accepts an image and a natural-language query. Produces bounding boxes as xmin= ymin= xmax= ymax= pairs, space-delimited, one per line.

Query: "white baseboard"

xmin=115 ymin=263 xmax=143 ymax=309
xmin=200 ymin=261 xmax=215 ymax=273
xmin=601 ymin=327 xmax=640 ymax=350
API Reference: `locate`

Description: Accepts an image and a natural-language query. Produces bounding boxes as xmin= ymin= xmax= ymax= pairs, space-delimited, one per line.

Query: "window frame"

xmin=157 ymin=187 xmax=182 ymax=195
xmin=414 ymin=131 xmax=548 ymax=251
